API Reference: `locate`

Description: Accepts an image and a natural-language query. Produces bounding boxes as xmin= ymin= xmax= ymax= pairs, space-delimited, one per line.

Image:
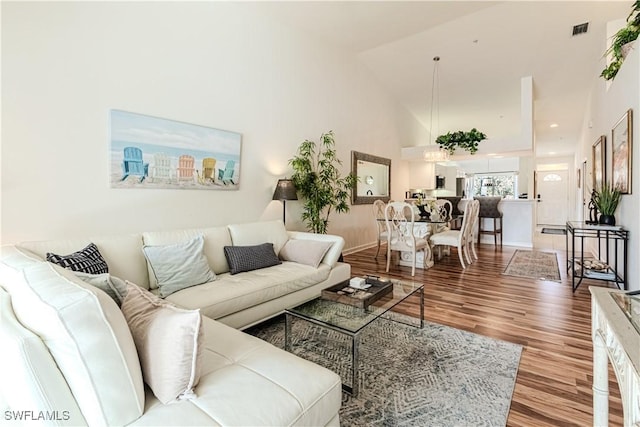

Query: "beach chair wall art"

xmin=121 ymin=147 xmax=149 ymax=182
xmin=199 ymin=158 xmax=217 ymax=184
xmin=110 ymin=110 xmax=241 ymax=190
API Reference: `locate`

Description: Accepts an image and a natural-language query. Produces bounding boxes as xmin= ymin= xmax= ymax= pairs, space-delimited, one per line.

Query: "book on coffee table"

xmin=321 ymin=276 xmax=393 ymax=309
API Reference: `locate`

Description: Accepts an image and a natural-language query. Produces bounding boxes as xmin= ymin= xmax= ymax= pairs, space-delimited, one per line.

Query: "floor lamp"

xmin=272 ymin=179 xmax=298 ymax=224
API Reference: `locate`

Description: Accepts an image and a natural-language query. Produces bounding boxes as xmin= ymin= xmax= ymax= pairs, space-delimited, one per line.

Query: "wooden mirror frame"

xmin=351 ymin=151 xmax=391 ymax=205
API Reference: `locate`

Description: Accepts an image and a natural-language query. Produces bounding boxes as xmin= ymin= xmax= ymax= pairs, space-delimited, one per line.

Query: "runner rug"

xmin=503 ymin=249 xmax=561 ymax=282
xmin=541 ymin=227 xmax=566 ymax=235
xmin=246 ymin=314 xmax=522 ymax=426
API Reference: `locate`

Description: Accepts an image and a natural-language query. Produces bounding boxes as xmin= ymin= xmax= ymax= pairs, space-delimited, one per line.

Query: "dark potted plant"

xmin=435 ymin=128 xmax=487 ymax=155
xmin=601 ymin=3 xmax=640 ymax=80
xmin=289 ymin=131 xmax=357 ymax=234
xmin=594 ymin=183 xmax=622 ymax=226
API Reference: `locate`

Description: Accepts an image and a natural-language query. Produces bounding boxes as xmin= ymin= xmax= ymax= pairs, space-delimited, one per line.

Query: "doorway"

xmin=536 ymin=169 xmax=569 ymax=226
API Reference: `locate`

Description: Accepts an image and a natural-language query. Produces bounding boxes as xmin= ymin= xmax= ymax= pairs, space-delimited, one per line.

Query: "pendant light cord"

xmin=429 ymin=56 xmax=440 ymax=146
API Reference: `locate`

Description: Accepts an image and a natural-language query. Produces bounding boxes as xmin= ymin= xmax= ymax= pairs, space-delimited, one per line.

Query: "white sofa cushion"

xmin=165 ymin=263 xmax=330 ymax=320
xmin=0 ymin=288 xmax=87 ymax=426
xmin=0 ymin=259 xmax=145 ymax=426
xmin=17 ymin=234 xmax=150 ymax=289
xmin=143 ymin=226 xmax=231 ymax=289
xmin=122 ymin=282 xmax=204 ymax=404
xmin=130 ymin=317 xmax=342 ymax=427
xmin=227 ymin=220 xmax=290 ymax=254
xmin=143 ymin=235 xmax=215 ymax=297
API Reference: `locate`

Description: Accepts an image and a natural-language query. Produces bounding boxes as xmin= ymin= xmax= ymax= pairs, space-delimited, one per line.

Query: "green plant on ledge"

xmin=601 ymin=2 xmax=640 ymax=80
xmin=289 ymin=131 xmax=357 ymax=234
xmin=435 ymin=128 xmax=487 ymax=155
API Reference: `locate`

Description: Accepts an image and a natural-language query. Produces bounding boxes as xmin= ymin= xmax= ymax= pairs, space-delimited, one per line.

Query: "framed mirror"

xmin=351 ymin=151 xmax=391 ymax=204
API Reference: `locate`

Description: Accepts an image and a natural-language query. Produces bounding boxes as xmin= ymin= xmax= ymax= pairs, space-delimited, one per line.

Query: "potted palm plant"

xmin=594 ymin=183 xmax=622 ymax=226
xmin=289 ymin=131 xmax=357 ymax=234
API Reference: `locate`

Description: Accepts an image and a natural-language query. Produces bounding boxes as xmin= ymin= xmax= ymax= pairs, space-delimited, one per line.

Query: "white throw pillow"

xmin=121 ymin=282 xmax=204 ymax=404
xmin=279 ymin=239 xmax=333 ymax=268
xmin=142 ymin=235 xmax=215 ymax=297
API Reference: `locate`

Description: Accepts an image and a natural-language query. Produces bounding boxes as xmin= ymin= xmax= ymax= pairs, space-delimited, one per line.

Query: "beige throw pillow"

xmin=279 ymin=239 xmax=333 ymax=268
xmin=121 ymin=282 xmax=204 ymax=404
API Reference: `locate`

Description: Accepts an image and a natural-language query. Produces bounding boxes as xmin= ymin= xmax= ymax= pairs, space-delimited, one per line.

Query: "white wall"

xmin=1 ymin=2 xmax=426 ymax=251
xmin=577 ymin=39 xmax=639 ymax=291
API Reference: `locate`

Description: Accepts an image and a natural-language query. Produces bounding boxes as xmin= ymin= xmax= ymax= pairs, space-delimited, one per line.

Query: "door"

xmin=536 ymin=170 xmax=569 ymax=226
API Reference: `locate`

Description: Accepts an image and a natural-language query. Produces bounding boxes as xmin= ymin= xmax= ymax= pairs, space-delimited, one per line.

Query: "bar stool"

xmin=475 ymin=196 xmax=503 ymax=247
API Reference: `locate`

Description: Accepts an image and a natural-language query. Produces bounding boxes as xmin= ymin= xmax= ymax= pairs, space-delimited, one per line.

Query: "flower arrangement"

xmin=415 ymin=195 xmax=436 ymax=217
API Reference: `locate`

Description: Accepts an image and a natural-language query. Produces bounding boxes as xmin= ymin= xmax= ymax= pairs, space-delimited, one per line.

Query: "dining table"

xmin=380 ymin=213 xmax=462 ymax=270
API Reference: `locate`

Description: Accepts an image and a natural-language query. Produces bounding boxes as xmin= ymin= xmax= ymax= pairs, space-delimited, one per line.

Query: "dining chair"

xmin=372 ymin=200 xmax=388 ymax=258
xmin=384 ymin=201 xmax=428 ymax=276
xmin=429 ymin=199 xmax=478 ymax=269
xmin=466 ymin=199 xmax=480 ymax=262
xmin=433 ymin=199 xmax=453 ymax=232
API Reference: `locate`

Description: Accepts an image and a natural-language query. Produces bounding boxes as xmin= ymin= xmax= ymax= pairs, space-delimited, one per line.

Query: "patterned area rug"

xmin=246 ymin=314 xmax=522 ymax=426
xmin=503 ymin=249 xmax=561 ymax=281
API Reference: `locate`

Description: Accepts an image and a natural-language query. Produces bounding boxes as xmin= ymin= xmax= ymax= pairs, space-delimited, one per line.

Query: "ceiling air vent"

xmin=572 ymin=22 xmax=589 ymax=36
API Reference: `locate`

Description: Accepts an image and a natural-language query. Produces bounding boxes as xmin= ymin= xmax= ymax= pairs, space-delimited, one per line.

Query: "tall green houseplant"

xmin=594 ymin=182 xmax=622 ymax=225
xmin=289 ymin=131 xmax=357 ymax=234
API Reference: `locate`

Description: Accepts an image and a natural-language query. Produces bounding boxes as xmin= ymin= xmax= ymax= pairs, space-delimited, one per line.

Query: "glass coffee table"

xmin=284 ymin=276 xmax=424 ymax=396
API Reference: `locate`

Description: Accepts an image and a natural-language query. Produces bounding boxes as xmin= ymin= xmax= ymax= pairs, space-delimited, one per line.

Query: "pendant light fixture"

xmin=423 ymin=56 xmax=450 ymax=162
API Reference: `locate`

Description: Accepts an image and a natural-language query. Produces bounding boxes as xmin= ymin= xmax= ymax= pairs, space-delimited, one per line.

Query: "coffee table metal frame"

xmin=284 ymin=279 xmax=424 ymax=396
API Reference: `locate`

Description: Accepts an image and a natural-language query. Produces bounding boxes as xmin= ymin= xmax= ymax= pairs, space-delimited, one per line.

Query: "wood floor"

xmin=343 ymin=243 xmax=624 ymax=427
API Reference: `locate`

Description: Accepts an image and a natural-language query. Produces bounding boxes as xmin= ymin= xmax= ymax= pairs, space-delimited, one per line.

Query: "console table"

xmin=590 ymin=287 xmax=640 ymax=426
xmin=566 ymin=221 xmax=628 ymax=292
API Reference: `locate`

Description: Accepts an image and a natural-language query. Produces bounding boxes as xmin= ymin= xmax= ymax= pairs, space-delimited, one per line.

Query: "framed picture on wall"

xmin=592 ymin=135 xmax=605 ymax=190
xmin=611 ymin=109 xmax=633 ymax=194
xmin=109 ymin=110 xmax=242 ymax=190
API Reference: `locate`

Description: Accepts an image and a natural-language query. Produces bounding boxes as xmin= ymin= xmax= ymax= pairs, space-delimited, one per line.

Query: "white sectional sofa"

xmin=0 ymin=220 xmax=349 ymax=426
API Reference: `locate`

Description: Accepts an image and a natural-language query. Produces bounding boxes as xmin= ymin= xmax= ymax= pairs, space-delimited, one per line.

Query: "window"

xmin=543 ymin=173 xmax=562 ymax=182
xmin=471 ymin=172 xmax=518 ymax=197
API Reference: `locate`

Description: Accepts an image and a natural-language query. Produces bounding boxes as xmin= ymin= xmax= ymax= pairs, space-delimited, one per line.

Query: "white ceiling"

xmin=252 ymin=1 xmax=630 ymax=158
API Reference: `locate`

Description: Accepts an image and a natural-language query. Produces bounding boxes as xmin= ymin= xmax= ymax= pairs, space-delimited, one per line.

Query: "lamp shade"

xmin=272 ymin=179 xmax=298 ymax=201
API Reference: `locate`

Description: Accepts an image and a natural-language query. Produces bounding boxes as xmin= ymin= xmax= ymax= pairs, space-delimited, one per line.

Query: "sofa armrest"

xmin=286 ymin=231 xmax=345 ymax=268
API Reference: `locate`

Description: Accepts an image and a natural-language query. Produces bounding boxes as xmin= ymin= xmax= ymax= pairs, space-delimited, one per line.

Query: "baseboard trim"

xmin=343 ymin=242 xmax=378 ymax=256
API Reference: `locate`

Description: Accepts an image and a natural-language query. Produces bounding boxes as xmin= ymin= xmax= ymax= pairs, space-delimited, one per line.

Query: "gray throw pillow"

xmin=73 ymin=271 xmax=128 ymax=306
xmin=223 ymin=243 xmax=281 ymax=275
xmin=142 ymin=235 xmax=215 ymax=298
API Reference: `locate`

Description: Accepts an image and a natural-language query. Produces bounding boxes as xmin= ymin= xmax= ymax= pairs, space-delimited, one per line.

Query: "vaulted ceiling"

xmin=253 ymin=1 xmax=631 ymax=158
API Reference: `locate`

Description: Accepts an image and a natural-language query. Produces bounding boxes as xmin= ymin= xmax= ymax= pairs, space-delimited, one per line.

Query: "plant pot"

xmin=599 ymin=214 xmax=616 ymax=226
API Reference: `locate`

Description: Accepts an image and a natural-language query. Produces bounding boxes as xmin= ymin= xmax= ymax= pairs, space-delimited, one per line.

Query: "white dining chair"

xmin=465 ymin=199 xmax=480 ymax=263
xmin=433 ymin=199 xmax=453 ymax=233
xmin=384 ymin=201 xmax=428 ymax=276
xmin=429 ymin=199 xmax=479 ymax=269
xmin=372 ymin=199 xmax=388 ymax=258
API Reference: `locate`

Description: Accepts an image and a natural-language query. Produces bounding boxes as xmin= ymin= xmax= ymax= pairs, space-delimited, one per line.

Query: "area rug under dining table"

xmin=246 ymin=314 xmax=522 ymax=426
